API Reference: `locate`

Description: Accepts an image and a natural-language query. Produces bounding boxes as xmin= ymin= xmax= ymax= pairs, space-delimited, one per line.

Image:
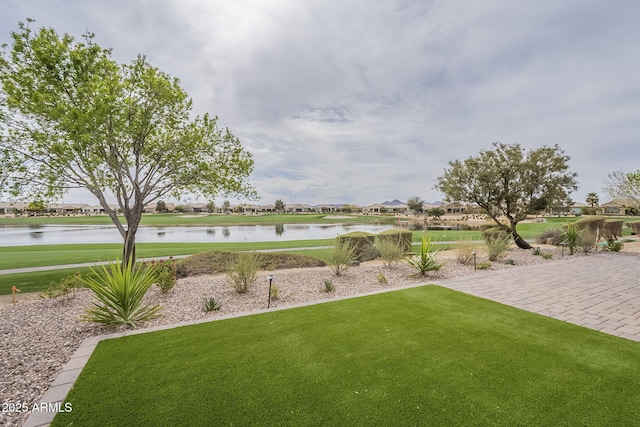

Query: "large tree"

xmin=435 ymin=142 xmax=577 ymax=249
xmin=0 ymin=21 xmax=255 ymax=263
xmin=406 ymin=196 xmax=424 ymax=214
xmin=603 ymin=170 xmax=640 ymax=206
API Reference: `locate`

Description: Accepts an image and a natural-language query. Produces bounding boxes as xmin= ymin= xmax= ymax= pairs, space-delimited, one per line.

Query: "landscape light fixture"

xmin=267 ymin=274 xmax=275 ymax=308
xmin=472 ymin=251 xmax=477 ymax=271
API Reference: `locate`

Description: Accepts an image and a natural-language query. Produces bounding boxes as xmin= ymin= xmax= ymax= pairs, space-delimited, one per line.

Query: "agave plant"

xmin=406 ymin=235 xmax=442 ymax=277
xmin=81 ymin=259 xmax=161 ymax=328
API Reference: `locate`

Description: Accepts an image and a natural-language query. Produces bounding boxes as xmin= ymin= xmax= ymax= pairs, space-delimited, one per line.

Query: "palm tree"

xmin=586 ymin=192 xmax=599 ymax=208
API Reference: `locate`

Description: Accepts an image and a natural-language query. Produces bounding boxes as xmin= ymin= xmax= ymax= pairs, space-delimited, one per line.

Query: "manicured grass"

xmin=0 ymin=267 xmax=91 ymax=295
xmin=0 ymin=240 xmax=336 ymax=270
xmin=54 ymin=286 xmax=640 ymax=426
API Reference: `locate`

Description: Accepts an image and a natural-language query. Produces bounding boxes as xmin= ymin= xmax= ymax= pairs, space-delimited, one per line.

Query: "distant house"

xmin=0 ymin=201 xmax=28 ymax=214
xmin=600 ymin=199 xmax=640 ymax=216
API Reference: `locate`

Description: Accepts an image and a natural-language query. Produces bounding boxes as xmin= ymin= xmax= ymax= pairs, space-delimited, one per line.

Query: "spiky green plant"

xmin=406 ymin=235 xmax=442 ymax=277
xmin=81 ymin=259 xmax=161 ymax=328
xmin=563 ymin=223 xmax=582 ymax=255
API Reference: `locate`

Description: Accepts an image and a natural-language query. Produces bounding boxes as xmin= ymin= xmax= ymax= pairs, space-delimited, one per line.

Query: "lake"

xmin=0 ymin=223 xmax=397 ymax=246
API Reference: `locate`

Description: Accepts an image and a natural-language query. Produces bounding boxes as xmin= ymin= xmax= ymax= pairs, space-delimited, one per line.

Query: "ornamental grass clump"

xmin=406 ymin=235 xmax=442 ymax=277
xmin=483 ymin=228 xmax=512 ymax=261
xmin=375 ymin=239 xmax=405 ymax=268
xmin=81 ymin=259 xmax=161 ymax=328
xmin=326 ymin=240 xmax=357 ymax=276
xmin=226 ymin=251 xmax=260 ymax=293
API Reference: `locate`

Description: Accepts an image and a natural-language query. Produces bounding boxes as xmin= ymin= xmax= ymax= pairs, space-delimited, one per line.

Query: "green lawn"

xmin=53 ymin=286 xmax=640 ymax=426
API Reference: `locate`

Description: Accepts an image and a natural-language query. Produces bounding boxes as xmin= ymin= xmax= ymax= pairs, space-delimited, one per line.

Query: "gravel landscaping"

xmin=0 ymin=245 xmax=624 ymax=426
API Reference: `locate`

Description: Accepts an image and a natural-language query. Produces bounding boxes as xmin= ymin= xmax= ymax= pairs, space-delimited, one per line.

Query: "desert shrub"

xmin=454 ymin=239 xmax=481 ymax=265
xmin=575 ymin=216 xmax=606 ymax=238
xmin=603 ymin=237 xmax=624 ymax=252
xmin=203 ymin=297 xmax=222 ymax=312
xmin=628 ymin=221 xmax=640 ymax=235
xmin=534 ymin=227 xmax=564 ymax=245
xmin=603 ymin=220 xmax=623 ymax=240
xmin=40 ymin=272 xmax=82 ymax=300
xmin=541 ymin=253 xmax=553 ymax=260
xmin=477 ymin=261 xmax=492 ymax=270
xmin=576 ymin=229 xmax=596 ymax=254
xmin=483 ymin=228 xmax=512 ymax=261
xmin=505 ymin=259 xmax=516 ymax=265
xmin=377 ymin=273 xmax=387 ymax=284
xmin=327 ymin=240 xmax=357 ymax=276
xmin=532 ymin=247 xmax=542 ymax=256
xmin=176 ymin=251 xmax=325 ymax=277
xmin=376 ymin=228 xmax=413 ymax=252
xmin=322 ymin=280 xmax=334 ymax=292
xmin=406 ymin=235 xmax=442 ymax=277
xmin=269 ymin=285 xmax=280 ymax=300
xmin=226 ymin=251 xmax=260 ymax=293
xmin=81 ymin=260 xmax=161 ymax=328
xmin=144 ymin=257 xmax=177 ymax=293
xmin=336 ymin=231 xmax=376 ymax=261
xmin=376 ymin=239 xmax=405 ymax=268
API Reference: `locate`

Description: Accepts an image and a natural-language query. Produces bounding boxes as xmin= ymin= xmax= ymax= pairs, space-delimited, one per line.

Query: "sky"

xmin=1 ymin=0 xmax=639 ymax=207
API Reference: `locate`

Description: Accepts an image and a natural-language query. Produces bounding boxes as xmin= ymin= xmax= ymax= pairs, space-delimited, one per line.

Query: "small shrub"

xmin=628 ymin=221 xmax=640 ymax=235
xmin=226 ymin=251 xmax=260 ymax=293
xmin=145 ymin=257 xmax=177 ymax=293
xmin=377 ymin=273 xmax=387 ymax=284
xmin=327 ymin=240 xmax=357 ymax=276
xmin=203 ymin=297 xmax=222 ymax=312
xmin=483 ymin=228 xmax=512 ymax=261
xmin=336 ymin=231 xmax=376 ymax=261
xmin=40 ymin=272 xmax=82 ymax=300
xmin=603 ymin=237 xmax=624 ymax=252
xmin=575 ymin=216 xmax=606 ymax=238
xmin=454 ymin=239 xmax=480 ymax=265
xmin=376 ymin=228 xmax=413 ymax=252
xmin=534 ymin=228 xmax=563 ymax=245
xmin=477 ymin=261 xmax=492 ymax=270
xmin=406 ymin=235 xmax=442 ymax=277
xmin=577 ymin=229 xmax=597 ymax=254
xmin=541 ymin=253 xmax=553 ymax=260
xmin=269 ymin=284 xmax=280 ymax=300
xmin=505 ymin=259 xmax=516 ymax=265
xmin=81 ymin=260 xmax=161 ymax=328
xmin=322 ymin=280 xmax=335 ymax=293
xmin=532 ymin=247 xmax=542 ymax=256
xmin=603 ymin=220 xmax=623 ymax=240
xmin=376 ymin=239 xmax=405 ymax=268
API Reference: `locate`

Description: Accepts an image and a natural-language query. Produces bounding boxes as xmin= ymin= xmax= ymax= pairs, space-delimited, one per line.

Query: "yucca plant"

xmin=81 ymin=258 xmax=161 ymax=328
xmin=406 ymin=235 xmax=442 ymax=277
xmin=563 ymin=223 xmax=581 ymax=255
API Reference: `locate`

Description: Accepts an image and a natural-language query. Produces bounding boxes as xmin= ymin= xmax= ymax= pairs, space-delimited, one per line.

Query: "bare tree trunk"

xmin=122 ymin=230 xmax=136 ymax=266
xmin=511 ymin=230 xmax=532 ymax=249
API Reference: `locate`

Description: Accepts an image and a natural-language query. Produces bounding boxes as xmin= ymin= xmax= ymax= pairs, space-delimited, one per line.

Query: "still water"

xmin=0 ymin=223 xmax=397 ymax=247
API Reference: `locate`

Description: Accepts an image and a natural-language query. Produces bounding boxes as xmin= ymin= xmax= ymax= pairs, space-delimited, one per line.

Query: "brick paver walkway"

xmin=433 ymin=253 xmax=640 ymax=341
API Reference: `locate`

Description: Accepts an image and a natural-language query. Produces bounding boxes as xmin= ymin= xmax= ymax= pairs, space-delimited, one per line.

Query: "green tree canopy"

xmin=0 ymin=21 xmax=255 ymax=263
xmin=406 ymin=196 xmax=424 ymax=214
xmin=435 ymin=142 xmax=577 ymax=249
xmin=274 ymin=199 xmax=286 ymax=213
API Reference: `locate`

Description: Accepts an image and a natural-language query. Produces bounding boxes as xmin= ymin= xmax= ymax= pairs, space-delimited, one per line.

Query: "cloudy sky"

xmin=1 ymin=0 xmax=639 ymax=206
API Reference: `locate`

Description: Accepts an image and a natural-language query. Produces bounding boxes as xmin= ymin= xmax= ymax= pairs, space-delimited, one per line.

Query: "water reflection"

xmin=0 ymin=223 xmax=397 ymax=246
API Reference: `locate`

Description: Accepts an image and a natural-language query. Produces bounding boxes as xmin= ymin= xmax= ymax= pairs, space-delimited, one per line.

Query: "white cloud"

xmin=2 ymin=0 xmax=639 ymax=206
